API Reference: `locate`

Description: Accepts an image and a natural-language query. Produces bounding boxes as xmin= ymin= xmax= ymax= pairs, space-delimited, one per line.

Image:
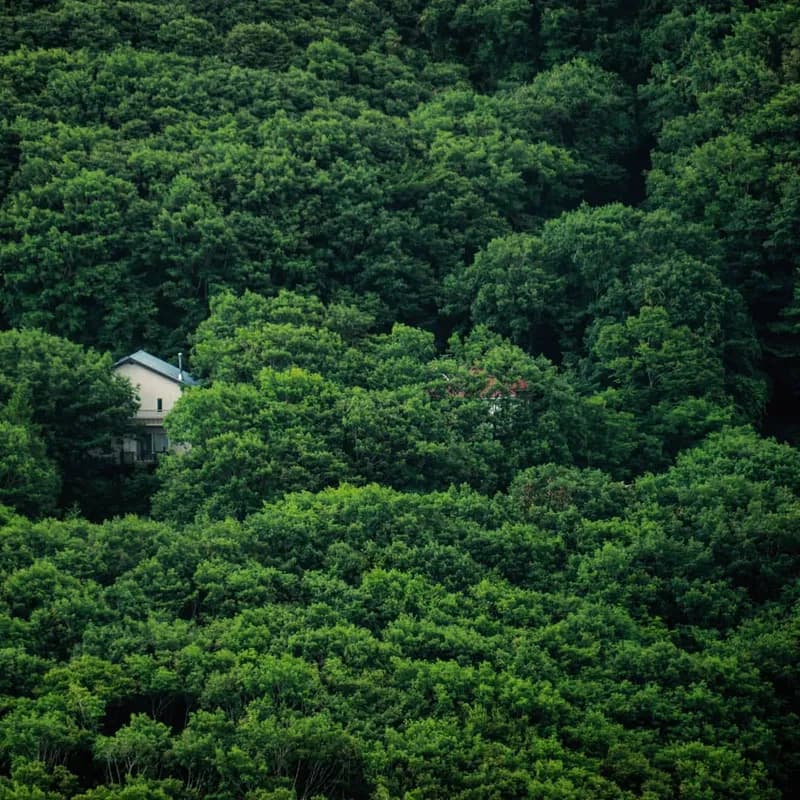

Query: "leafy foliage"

xmin=0 ymin=330 xmax=137 ymax=513
xmin=2 ymin=429 xmax=799 ymax=797
xmin=1 ymin=1 xmax=800 ymax=798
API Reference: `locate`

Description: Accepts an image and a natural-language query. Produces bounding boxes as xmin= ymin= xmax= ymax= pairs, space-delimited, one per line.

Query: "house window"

xmin=156 ymin=398 xmax=163 ymax=411
xmin=154 ymin=431 xmax=169 ymax=452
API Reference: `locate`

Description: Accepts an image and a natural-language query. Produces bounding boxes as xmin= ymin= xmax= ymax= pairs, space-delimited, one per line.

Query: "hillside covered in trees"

xmin=0 ymin=1 xmax=799 ymax=798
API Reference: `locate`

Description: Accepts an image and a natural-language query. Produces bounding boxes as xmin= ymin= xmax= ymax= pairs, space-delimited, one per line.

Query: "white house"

xmin=112 ymin=350 xmax=198 ymax=462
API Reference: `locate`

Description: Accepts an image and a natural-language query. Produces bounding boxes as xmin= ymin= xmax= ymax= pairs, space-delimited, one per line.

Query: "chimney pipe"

xmin=178 ymin=351 xmax=183 ymax=382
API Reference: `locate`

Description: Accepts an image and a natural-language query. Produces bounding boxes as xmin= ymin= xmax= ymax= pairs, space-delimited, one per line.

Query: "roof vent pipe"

xmin=178 ymin=352 xmax=183 ymax=382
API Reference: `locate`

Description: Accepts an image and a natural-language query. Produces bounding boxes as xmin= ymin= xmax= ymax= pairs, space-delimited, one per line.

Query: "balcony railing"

xmin=134 ymin=411 xmax=167 ymax=423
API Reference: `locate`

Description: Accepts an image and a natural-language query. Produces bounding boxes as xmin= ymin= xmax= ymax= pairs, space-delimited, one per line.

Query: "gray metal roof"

xmin=113 ymin=350 xmax=200 ymax=386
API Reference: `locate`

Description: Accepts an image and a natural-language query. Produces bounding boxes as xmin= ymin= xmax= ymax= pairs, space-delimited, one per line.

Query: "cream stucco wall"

xmin=114 ymin=362 xmax=184 ymax=426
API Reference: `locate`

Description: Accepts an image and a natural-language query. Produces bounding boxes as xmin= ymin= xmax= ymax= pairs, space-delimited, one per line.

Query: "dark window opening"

xmin=156 ymin=398 xmax=163 ymax=411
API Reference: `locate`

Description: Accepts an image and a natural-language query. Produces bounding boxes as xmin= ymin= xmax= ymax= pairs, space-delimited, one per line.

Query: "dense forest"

xmin=1 ymin=1 xmax=799 ymax=798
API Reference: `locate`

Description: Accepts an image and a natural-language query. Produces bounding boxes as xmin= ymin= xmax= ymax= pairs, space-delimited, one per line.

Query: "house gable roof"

xmin=113 ymin=350 xmax=200 ymax=386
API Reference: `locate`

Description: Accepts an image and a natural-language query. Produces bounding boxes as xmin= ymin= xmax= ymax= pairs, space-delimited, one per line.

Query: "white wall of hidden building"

xmin=114 ymin=361 xmax=184 ymax=421
xmin=112 ymin=352 xmax=196 ymax=462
